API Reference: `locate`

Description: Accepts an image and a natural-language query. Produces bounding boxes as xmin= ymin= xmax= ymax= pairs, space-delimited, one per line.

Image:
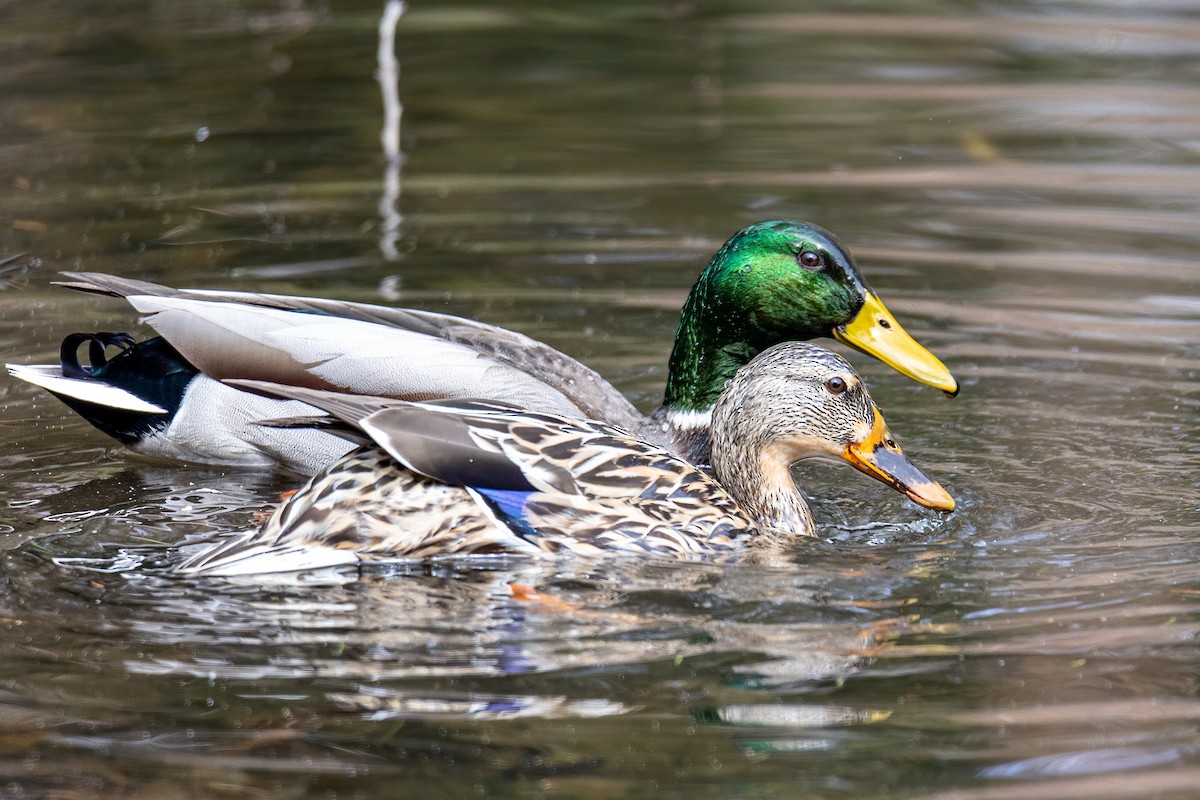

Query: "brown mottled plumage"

xmin=177 ymin=343 xmax=954 ymax=576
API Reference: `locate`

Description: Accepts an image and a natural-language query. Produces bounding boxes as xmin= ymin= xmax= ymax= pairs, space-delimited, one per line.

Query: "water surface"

xmin=0 ymin=1 xmax=1197 ymax=797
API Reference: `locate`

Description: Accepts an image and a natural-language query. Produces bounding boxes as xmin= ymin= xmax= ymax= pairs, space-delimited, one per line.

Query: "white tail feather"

xmin=176 ymin=536 xmax=361 ymax=576
xmin=6 ymin=364 xmax=168 ymax=414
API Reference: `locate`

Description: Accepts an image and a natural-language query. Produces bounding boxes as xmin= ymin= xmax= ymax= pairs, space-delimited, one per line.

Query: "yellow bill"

xmin=841 ymin=408 xmax=955 ymax=512
xmin=834 ymin=291 xmax=959 ymax=397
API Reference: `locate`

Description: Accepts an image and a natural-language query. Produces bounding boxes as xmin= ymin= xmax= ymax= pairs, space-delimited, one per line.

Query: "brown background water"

xmin=0 ymin=1 xmax=1197 ymax=797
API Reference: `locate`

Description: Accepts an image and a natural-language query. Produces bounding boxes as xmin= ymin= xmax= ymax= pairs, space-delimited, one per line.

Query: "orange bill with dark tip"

xmin=834 ymin=291 xmax=959 ymax=397
xmin=840 ymin=408 xmax=955 ymax=512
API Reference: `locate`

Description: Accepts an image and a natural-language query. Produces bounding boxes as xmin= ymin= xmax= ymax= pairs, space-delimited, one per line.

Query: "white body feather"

xmin=140 ymin=376 xmax=351 ymax=472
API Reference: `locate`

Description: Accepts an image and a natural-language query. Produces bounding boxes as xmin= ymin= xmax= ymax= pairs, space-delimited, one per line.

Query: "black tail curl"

xmin=60 ymin=332 xmax=137 ymax=378
xmin=49 ymin=333 xmax=199 ymax=445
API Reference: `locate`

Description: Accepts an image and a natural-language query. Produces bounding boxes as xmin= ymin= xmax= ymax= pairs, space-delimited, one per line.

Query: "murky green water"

xmin=0 ymin=1 xmax=1197 ymax=797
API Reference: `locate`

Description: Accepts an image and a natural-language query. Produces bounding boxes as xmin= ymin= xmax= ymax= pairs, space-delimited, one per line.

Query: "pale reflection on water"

xmin=0 ymin=0 xmax=1197 ymax=797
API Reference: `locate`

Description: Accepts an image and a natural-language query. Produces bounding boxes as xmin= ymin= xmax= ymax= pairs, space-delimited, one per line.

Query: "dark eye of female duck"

xmin=825 ymin=376 xmax=847 ymax=394
xmin=798 ymin=250 xmax=824 ymax=270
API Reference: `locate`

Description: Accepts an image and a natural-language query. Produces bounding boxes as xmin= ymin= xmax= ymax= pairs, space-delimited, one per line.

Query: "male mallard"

xmin=177 ymin=342 xmax=954 ymax=575
xmin=7 ymin=220 xmax=957 ymax=473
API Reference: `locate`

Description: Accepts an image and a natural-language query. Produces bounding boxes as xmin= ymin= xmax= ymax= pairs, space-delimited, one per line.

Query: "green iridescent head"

xmin=663 ymin=220 xmax=957 ymax=413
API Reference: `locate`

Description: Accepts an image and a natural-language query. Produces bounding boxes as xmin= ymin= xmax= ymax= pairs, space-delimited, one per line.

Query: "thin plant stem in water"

xmin=376 ymin=0 xmax=405 ymax=261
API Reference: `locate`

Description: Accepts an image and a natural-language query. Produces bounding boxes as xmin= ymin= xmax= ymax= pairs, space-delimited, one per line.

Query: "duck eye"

xmin=825 ymin=376 xmax=847 ymax=394
xmin=798 ymin=250 xmax=824 ymax=270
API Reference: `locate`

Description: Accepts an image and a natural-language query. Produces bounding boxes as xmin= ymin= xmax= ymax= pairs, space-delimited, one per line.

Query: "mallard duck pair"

xmin=8 ymin=220 xmax=958 ymax=573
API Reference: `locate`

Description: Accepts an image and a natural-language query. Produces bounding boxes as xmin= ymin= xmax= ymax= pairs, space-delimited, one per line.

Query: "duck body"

xmin=7 ymin=221 xmax=957 ymax=473
xmin=180 ymin=407 xmax=757 ymax=575
xmin=178 ymin=342 xmax=954 ymax=576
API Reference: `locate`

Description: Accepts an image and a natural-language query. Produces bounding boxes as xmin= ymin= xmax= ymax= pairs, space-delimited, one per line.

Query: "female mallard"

xmin=8 ymin=220 xmax=957 ymax=473
xmin=177 ymin=342 xmax=954 ymax=576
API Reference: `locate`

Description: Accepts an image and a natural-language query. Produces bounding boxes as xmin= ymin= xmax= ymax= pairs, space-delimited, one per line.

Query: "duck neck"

xmin=662 ymin=289 xmax=759 ymax=417
xmin=712 ymin=441 xmax=815 ymax=536
xmin=658 ymin=292 xmax=760 ymax=463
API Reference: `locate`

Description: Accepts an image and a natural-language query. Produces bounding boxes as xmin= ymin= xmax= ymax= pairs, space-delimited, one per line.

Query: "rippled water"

xmin=0 ymin=1 xmax=1197 ymax=797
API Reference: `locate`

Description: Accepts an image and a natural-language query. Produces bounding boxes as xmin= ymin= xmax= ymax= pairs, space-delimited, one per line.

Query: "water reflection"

xmin=3 ymin=523 xmax=938 ymax=794
xmin=23 ymin=537 xmax=907 ymax=697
